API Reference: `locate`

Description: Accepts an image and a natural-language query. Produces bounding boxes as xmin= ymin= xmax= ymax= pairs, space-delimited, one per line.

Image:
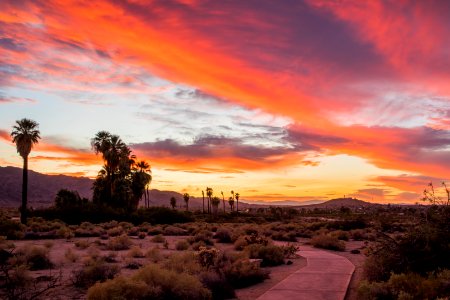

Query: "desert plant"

xmin=65 ymin=248 xmax=79 ymax=263
xmin=223 ymin=259 xmax=269 ymax=288
xmin=151 ymin=234 xmax=166 ymax=243
xmin=246 ymin=244 xmax=285 ymax=266
xmin=107 ymin=234 xmax=132 ymax=250
xmin=128 ymin=246 xmax=145 ymax=258
xmin=72 ymin=258 xmax=119 ymax=288
xmin=175 ymin=240 xmax=190 ymax=251
xmin=213 ymin=228 xmax=232 ymax=243
xmin=311 ymin=234 xmax=346 ymax=251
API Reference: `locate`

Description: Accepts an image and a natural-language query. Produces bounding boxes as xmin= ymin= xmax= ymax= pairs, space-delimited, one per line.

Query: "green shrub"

xmin=223 ymin=259 xmax=269 ymax=288
xmin=246 ymin=244 xmax=285 ymax=267
xmin=107 ymin=234 xmax=132 ymax=250
xmin=87 ymin=264 xmax=211 ymax=300
xmin=175 ymin=240 xmax=190 ymax=251
xmin=311 ymin=234 xmax=345 ymax=251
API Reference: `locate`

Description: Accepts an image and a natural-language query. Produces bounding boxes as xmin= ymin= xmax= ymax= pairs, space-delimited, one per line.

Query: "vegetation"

xmin=10 ymin=118 xmax=41 ymax=224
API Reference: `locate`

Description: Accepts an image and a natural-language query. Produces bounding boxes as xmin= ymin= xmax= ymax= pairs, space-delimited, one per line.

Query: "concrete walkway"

xmin=257 ymin=246 xmax=355 ymax=300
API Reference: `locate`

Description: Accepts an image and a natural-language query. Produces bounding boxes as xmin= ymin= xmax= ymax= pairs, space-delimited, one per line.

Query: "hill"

xmin=299 ymin=197 xmax=377 ymax=209
xmin=0 ymin=166 xmax=93 ymax=207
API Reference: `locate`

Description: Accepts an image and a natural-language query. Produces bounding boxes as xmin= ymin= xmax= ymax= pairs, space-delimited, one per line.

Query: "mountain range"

xmin=0 ymin=166 xmax=375 ymax=209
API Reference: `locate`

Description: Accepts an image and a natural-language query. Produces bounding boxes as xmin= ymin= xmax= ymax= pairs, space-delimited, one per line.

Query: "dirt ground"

xmin=11 ymin=236 xmax=308 ymax=300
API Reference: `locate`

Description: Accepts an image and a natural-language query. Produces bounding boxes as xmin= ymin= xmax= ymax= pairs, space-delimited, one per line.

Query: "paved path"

xmin=257 ymin=246 xmax=355 ymax=300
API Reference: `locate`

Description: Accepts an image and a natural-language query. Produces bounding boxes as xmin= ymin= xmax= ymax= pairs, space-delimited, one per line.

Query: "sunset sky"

xmin=1 ymin=0 xmax=449 ymax=203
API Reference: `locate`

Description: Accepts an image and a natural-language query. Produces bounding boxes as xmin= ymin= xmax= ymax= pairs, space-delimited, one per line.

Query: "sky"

xmin=0 ymin=0 xmax=449 ymax=204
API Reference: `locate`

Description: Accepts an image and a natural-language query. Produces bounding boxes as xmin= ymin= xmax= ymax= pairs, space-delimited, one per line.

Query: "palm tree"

xmin=211 ymin=196 xmax=220 ymax=215
xmin=221 ymin=191 xmax=226 ymax=213
xmin=230 ymin=190 xmax=235 ymax=212
xmin=11 ymin=118 xmax=41 ymax=224
xmin=228 ymin=197 xmax=234 ymax=212
xmin=235 ymin=192 xmax=240 ymax=212
xmin=202 ymin=190 xmax=205 ymax=213
xmin=135 ymin=160 xmax=152 ymax=207
xmin=206 ymin=187 xmax=213 ymax=214
xmin=170 ymin=196 xmax=177 ymax=210
xmin=183 ymin=193 xmax=190 ymax=211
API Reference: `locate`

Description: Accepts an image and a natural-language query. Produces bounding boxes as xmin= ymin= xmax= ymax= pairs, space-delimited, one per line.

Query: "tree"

xmin=235 ymin=192 xmax=240 ymax=212
xmin=206 ymin=187 xmax=213 ymax=214
xmin=55 ymin=189 xmax=87 ymax=209
xmin=91 ymin=131 xmax=151 ymax=211
xmin=221 ymin=191 xmax=225 ymax=213
xmin=211 ymin=196 xmax=220 ymax=215
xmin=170 ymin=197 xmax=177 ymax=210
xmin=183 ymin=193 xmax=190 ymax=211
xmin=202 ymin=190 xmax=205 ymax=214
xmin=230 ymin=190 xmax=235 ymax=212
xmin=11 ymin=118 xmax=40 ymax=224
xmin=228 ymin=197 xmax=234 ymax=212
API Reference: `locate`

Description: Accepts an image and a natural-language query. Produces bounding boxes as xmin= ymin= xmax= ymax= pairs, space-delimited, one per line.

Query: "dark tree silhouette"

xmin=235 ymin=192 xmax=240 ymax=212
xmin=202 ymin=190 xmax=205 ymax=213
xmin=183 ymin=193 xmax=190 ymax=211
xmin=206 ymin=187 xmax=213 ymax=214
xmin=170 ymin=196 xmax=177 ymax=210
xmin=10 ymin=118 xmax=40 ymax=224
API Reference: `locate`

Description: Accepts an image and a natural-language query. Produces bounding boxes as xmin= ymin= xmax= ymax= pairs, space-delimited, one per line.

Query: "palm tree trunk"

xmin=202 ymin=195 xmax=205 ymax=213
xmin=20 ymin=155 xmax=28 ymax=224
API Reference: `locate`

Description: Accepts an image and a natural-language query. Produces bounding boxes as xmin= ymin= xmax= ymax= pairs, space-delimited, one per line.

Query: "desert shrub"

xmin=88 ymin=264 xmax=211 ymax=300
xmin=146 ymin=247 xmax=163 ymax=263
xmin=18 ymin=246 xmax=53 ymax=270
xmin=0 ymin=216 xmax=24 ymax=239
xmin=246 ymin=244 xmax=285 ymax=267
xmin=107 ymin=226 xmax=124 ymax=237
xmin=188 ymin=231 xmax=214 ymax=246
xmin=151 ymin=234 xmax=166 ymax=243
xmin=163 ymin=225 xmax=187 ymax=236
xmin=65 ymin=248 xmax=79 ymax=263
xmin=138 ymin=232 xmax=146 ymax=239
xmin=311 ymin=234 xmax=345 ymax=251
xmin=164 ymin=252 xmax=202 ymax=275
xmin=197 ymin=247 xmax=220 ymax=269
xmin=199 ymin=271 xmax=235 ymax=300
xmin=107 ymin=234 xmax=132 ymax=250
xmin=192 ymin=241 xmax=207 ymax=251
xmin=72 ymin=258 xmax=119 ymax=288
xmin=56 ymin=226 xmax=74 ymax=239
xmin=75 ymin=239 xmax=91 ymax=249
xmin=147 ymin=226 xmax=163 ymax=236
xmin=176 ymin=239 xmax=190 ymax=251
xmin=234 ymin=233 xmax=269 ymax=251
xmin=213 ymin=228 xmax=232 ymax=243
xmin=128 ymin=227 xmax=140 ymax=236
xmin=223 ymin=259 xmax=269 ymax=288
xmin=128 ymin=246 xmax=144 ymax=258
xmin=124 ymin=259 xmax=142 ymax=270
xmin=350 ymin=229 xmax=367 ymax=241
xmin=270 ymin=231 xmax=297 ymax=242
xmin=326 ymin=218 xmax=367 ymax=231
xmin=358 ymin=270 xmax=450 ymax=300
xmin=330 ymin=230 xmax=350 ymax=241
xmin=280 ymin=243 xmax=300 ymax=258
xmin=103 ymin=252 xmax=118 ymax=263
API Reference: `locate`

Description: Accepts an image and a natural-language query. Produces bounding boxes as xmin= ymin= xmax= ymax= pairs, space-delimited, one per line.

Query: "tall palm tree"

xmin=202 ymin=190 xmax=205 ymax=213
xmin=170 ymin=197 xmax=177 ymax=210
xmin=135 ymin=160 xmax=152 ymax=207
xmin=11 ymin=118 xmax=40 ymax=224
xmin=221 ymin=191 xmax=226 ymax=213
xmin=183 ymin=193 xmax=190 ymax=211
xmin=235 ymin=192 xmax=240 ymax=212
xmin=228 ymin=196 xmax=234 ymax=212
xmin=206 ymin=187 xmax=213 ymax=214
xmin=230 ymin=190 xmax=235 ymax=212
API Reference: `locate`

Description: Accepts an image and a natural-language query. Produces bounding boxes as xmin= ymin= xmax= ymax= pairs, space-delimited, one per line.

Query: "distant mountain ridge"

xmin=0 ymin=166 xmax=377 ymax=209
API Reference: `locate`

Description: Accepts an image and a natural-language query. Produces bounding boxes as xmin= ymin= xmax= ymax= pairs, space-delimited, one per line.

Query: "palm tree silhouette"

xmin=11 ymin=118 xmax=41 ymax=224
xmin=221 ymin=191 xmax=226 ymax=213
xmin=235 ymin=192 xmax=240 ymax=212
xmin=206 ymin=187 xmax=213 ymax=214
xmin=183 ymin=193 xmax=190 ymax=211
xmin=202 ymin=190 xmax=205 ymax=213
xmin=134 ymin=160 xmax=152 ymax=208
xmin=228 ymin=196 xmax=234 ymax=212
xmin=170 ymin=196 xmax=177 ymax=210
xmin=231 ymin=190 xmax=235 ymax=212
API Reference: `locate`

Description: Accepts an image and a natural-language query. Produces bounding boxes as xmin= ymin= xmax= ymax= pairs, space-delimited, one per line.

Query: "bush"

xmin=107 ymin=234 xmax=132 ymax=250
xmin=330 ymin=230 xmax=350 ymax=241
xmin=246 ymin=244 xmax=285 ymax=267
xmin=311 ymin=235 xmax=345 ymax=251
xmin=75 ymin=240 xmax=91 ymax=249
xmin=164 ymin=252 xmax=202 ymax=275
xmin=19 ymin=246 xmax=53 ymax=270
xmin=234 ymin=233 xmax=269 ymax=251
xmin=176 ymin=240 xmax=190 ymax=251
xmin=128 ymin=246 xmax=144 ymax=258
xmin=87 ymin=264 xmax=211 ymax=300
xmin=138 ymin=232 xmax=146 ymax=239
xmin=188 ymin=231 xmax=214 ymax=246
xmin=223 ymin=259 xmax=269 ymax=288
xmin=213 ymin=229 xmax=232 ymax=243
xmin=72 ymin=258 xmax=119 ymax=288
xmin=0 ymin=216 xmax=24 ymax=239
xmin=65 ymin=248 xmax=79 ymax=262
xmin=199 ymin=271 xmax=235 ymax=300
xmin=163 ymin=225 xmax=187 ymax=236
xmin=151 ymin=234 xmax=166 ymax=243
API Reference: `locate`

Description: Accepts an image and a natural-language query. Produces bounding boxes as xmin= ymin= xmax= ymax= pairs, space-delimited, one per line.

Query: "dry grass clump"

xmin=213 ymin=228 xmax=232 ymax=243
xmin=311 ymin=234 xmax=346 ymax=251
xmin=151 ymin=234 xmax=166 ymax=243
xmin=87 ymin=264 xmax=211 ymax=300
xmin=16 ymin=245 xmax=53 ymax=270
xmin=175 ymin=239 xmax=190 ymax=251
xmin=146 ymin=247 xmax=163 ymax=263
xmin=106 ymin=226 xmax=124 ymax=237
xmin=75 ymin=239 xmax=91 ymax=249
xmin=223 ymin=259 xmax=270 ymax=288
xmin=330 ymin=230 xmax=350 ymax=241
xmin=107 ymin=234 xmax=132 ymax=250
xmin=163 ymin=252 xmax=202 ymax=275
xmin=74 ymin=222 xmax=104 ymax=237
xmin=163 ymin=225 xmax=187 ymax=236
xmin=128 ymin=246 xmax=145 ymax=258
xmin=72 ymin=257 xmax=119 ymax=288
